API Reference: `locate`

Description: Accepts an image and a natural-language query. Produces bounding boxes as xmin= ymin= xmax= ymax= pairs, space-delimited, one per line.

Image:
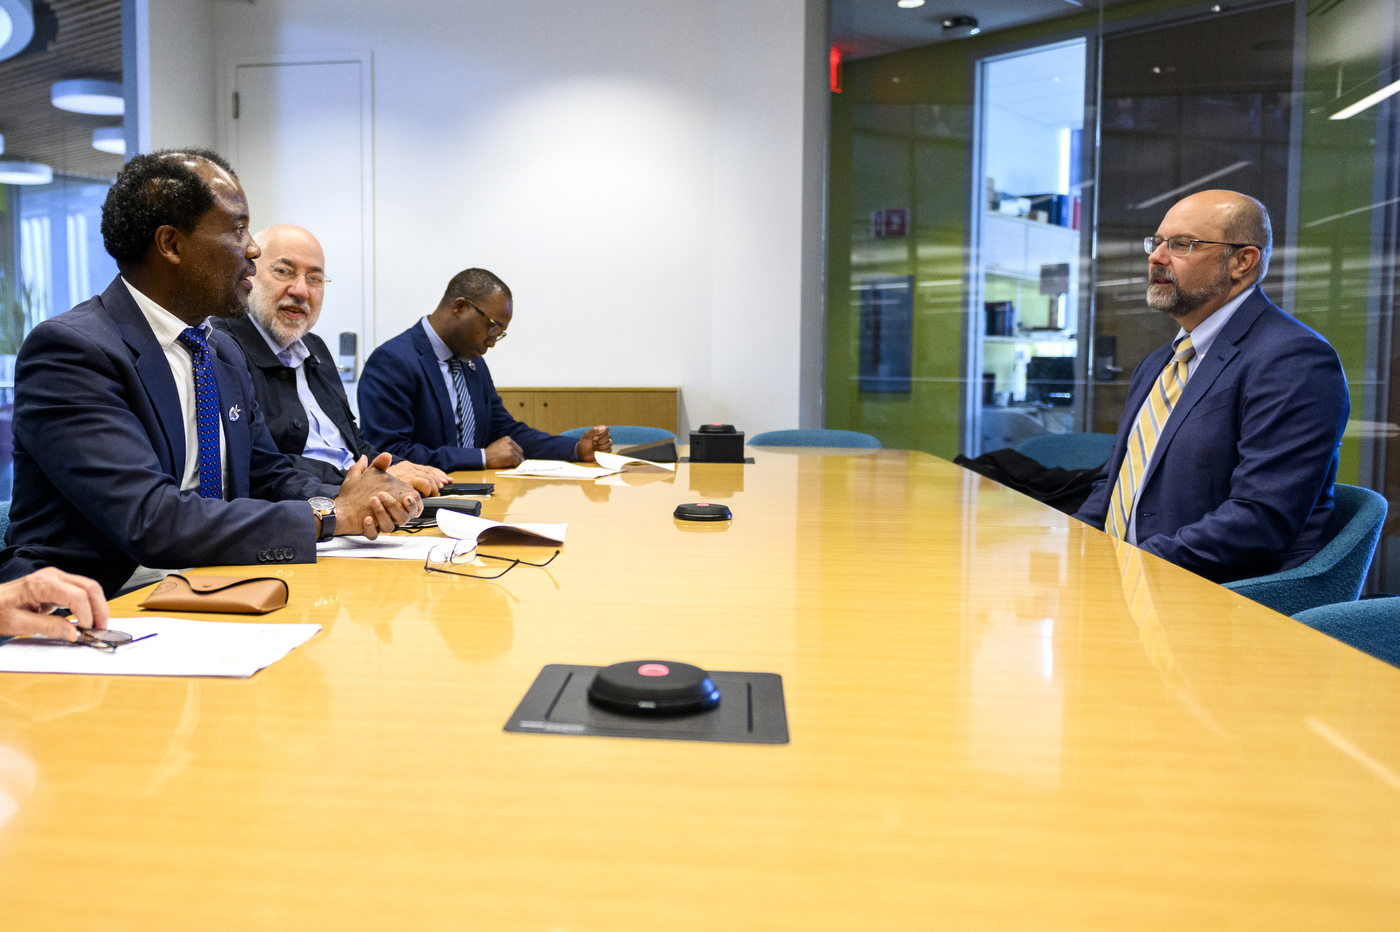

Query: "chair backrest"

xmin=748 ymin=429 xmax=882 ymax=449
xmin=1293 ymin=597 xmax=1400 ymax=667
xmin=1222 ymin=484 xmax=1388 ymax=616
xmin=560 ymin=425 xmax=676 ymax=445
xmin=1014 ymin=432 xmax=1116 ymax=471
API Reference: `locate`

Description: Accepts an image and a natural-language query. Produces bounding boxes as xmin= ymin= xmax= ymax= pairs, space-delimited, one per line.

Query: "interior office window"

xmin=0 ymin=176 xmax=117 ymax=499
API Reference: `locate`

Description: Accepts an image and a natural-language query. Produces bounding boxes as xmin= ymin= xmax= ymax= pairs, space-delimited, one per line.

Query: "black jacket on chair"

xmin=212 ymin=315 xmax=394 ymax=485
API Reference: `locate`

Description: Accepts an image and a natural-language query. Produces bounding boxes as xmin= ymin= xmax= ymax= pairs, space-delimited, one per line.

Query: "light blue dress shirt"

xmin=250 ymin=316 xmax=355 ymax=471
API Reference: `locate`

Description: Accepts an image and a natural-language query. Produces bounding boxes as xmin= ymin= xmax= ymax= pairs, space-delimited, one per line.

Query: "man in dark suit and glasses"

xmin=1074 ymin=189 xmax=1349 ymax=583
xmin=214 ymin=224 xmax=448 ymax=496
xmin=357 ymin=268 xmax=612 ymax=472
xmin=0 ymin=148 xmax=420 ymax=597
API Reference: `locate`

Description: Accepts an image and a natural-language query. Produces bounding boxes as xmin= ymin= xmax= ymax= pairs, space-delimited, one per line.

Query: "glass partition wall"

xmin=828 ymin=0 xmax=1400 ymax=591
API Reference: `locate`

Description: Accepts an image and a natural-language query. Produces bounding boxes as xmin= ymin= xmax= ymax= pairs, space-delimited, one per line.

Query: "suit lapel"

xmin=211 ymin=351 xmax=250 ymax=498
xmin=106 ymin=280 xmax=187 ymax=480
xmin=410 ymin=324 xmax=457 ymax=446
xmin=1152 ymin=289 xmax=1269 ymax=460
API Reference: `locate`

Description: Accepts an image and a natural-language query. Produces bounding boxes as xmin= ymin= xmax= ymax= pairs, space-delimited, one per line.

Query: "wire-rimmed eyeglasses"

xmin=21 ymin=628 xmax=154 ymax=652
xmin=1143 ymin=235 xmax=1253 ymax=258
xmin=467 ymin=298 xmax=508 ymax=340
xmin=424 ymin=541 xmax=558 ymax=580
xmin=264 ymin=262 xmax=331 ymax=288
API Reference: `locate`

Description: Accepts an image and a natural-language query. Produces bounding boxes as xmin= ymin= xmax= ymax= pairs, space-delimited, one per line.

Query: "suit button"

xmin=257 ymin=549 xmax=267 ymax=561
xmin=294 ymin=420 xmax=303 ymax=428
xmin=279 ymin=371 xmax=289 ymax=380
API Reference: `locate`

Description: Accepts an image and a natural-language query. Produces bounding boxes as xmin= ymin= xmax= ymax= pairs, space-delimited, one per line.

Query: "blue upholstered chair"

xmin=1293 ymin=598 xmax=1400 ymax=668
xmin=1015 ymin=432 xmax=1116 ymax=471
xmin=560 ymin=426 xmax=676 ymax=445
xmin=748 ymin=429 xmax=882 ymax=449
xmin=1222 ymin=485 xmax=1387 ymax=616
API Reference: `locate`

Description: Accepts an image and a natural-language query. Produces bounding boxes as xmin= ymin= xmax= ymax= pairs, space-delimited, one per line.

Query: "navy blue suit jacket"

xmin=0 ymin=277 xmax=338 ymax=597
xmin=1074 ymin=288 xmax=1350 ymax=583
xmin=356 ymin=321 xmax=577 ymax=471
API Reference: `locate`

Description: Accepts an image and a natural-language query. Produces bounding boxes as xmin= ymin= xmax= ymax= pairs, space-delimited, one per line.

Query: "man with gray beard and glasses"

xmin=214 ymin=224 xmax=448 ymax=496
xmin=1074 ymin=189 xmax=1349 ymax=583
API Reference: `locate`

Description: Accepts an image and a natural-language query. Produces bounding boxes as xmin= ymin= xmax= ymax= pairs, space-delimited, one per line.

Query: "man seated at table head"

xmin=0 ymin=148 xmax=421 ymax=598
xmin=1074 ymin=189 xmax=1349 ymax=583
xmin=357 ymin=268 xmax=612 ymax=471
xmin=212 ymin=224 xmax=448 ymax=496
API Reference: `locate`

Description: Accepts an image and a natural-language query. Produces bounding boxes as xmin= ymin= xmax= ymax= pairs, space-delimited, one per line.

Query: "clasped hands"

xmin=333 ymin=452 xmax=424 ymax=538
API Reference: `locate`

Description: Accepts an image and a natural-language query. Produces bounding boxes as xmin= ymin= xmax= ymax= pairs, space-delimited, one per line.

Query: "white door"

xmin=229 ymin=60 xmax=371 ymax=378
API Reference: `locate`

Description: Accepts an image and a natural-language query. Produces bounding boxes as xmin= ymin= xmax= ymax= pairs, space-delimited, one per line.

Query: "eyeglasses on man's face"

xmin=1144 ymin=235 xmax=1253 ymax=258
xmin=265 ymin=263 xmax=330 ymax=288
xmin=467 ymin=299 xmax=508 ymax=340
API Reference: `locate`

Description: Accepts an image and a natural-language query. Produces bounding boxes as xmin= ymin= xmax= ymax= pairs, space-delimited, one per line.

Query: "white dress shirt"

xmin=122 ymin=278 xmax=229 ymax=497
xmin=1125 ymin=284 xmax=1255 ymax=544
xmin=248 ymin=316 xmax=355 ymax=470
xmin=421 ymin=317 xmax=485 ymax=468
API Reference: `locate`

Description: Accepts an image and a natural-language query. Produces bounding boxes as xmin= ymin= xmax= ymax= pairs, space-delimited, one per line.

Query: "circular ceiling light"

xmin=0 ymin=161 xmax=54 ymax=185
xmin=52 ymin=79 xmax=125 ymax=115
xmin=92 ymin=126 xmax=125 ymax=155
xmin=0 ymin=0 xmax=36 ymax=63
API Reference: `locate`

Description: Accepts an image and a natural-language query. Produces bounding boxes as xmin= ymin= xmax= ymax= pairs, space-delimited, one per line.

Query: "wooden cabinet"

xmin=494 ymin=387 xmax=678 ymax=435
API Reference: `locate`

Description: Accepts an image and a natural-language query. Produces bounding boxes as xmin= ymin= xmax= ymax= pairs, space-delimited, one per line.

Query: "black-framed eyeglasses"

xmin=1144 ymin=235 xmax=1253 ymax=258
xmin=263 ymin=262 xmax=330 ymax=288
xmin=424 ymin=542 xmax=558 ymax=579
xmin=466 ymin=299 xmax=508 ymax=340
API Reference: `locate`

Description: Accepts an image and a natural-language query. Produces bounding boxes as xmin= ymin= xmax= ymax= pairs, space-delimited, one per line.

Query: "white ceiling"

xmin=985 ymin=40 xmax=1088 ymax=127
xmin=832 ymin=0 xmax=1109 ymax=61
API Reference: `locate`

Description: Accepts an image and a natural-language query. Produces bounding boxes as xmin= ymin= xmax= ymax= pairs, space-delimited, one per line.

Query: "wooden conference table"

xmin=1 ymin=449 xmax=1398 ymax=930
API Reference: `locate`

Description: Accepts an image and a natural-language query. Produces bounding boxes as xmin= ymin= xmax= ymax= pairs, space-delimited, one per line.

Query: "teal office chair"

xmin=748 ymin=429 xmax=882 ymax=448
xmin=560 ymin=425 xmax=676 ymax=445
xmin=1222 ymin=485 xmax=1387 ymax=616
xmin=1293 ymin=598 xmax=1400 ymax=668
xmin=1015 ymin=432 xmax=1116 ymax=471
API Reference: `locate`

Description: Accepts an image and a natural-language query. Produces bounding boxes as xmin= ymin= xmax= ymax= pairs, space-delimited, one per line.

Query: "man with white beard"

xmin=1073 ymin=190 xmax=1349 ymax=583
xmin=214 ymin=225 xmax=447 ymax=495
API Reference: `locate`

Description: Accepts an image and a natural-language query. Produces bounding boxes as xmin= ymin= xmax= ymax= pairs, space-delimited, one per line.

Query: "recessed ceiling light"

xmin=0 ymin=161 xmax=53 ymax=185
xmin=0 ymin=0 xmax=36 ymax=63
xmin=897 ymin=0 xmax=925 ymax=8
xmin=92 ymin=126 xmax=125 ymax=155
xmin=942 ymin=15 xmax=980 ymax=34
xmin=51 ymin=79 xmax=124 ymax=115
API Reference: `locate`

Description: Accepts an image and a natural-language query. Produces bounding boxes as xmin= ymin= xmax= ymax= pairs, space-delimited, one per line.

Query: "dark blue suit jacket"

xmin=0 ymin=277 xmax=338 ymax=597
xmin=356 ymin=321 xmax=577 ymax=471
xmin=1074 ymin=288 xmax=1350 ymax=583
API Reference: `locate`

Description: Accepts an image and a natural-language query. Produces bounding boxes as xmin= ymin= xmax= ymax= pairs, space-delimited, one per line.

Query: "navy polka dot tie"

xmin=177 ymin=327 xmax=224 ymax=499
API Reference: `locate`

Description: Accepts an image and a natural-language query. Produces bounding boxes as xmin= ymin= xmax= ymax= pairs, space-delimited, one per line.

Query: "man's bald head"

xmin=1166 ymin=189 xmax=1272 ymax=283
xmin=249 ymin=224 xmax=328 ymax=346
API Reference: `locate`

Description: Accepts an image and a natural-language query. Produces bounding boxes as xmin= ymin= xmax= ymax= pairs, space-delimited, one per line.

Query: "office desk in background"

xmin=0 ymin=450 xmax=1397 ymax=930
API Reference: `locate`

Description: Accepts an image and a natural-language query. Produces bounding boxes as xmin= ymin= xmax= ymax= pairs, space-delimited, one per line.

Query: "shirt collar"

xmin=122 ymin=277 xmax=211 ymax=348
xmin=421 ymin=316 xmax=473 ymax=368
xmin=250 ymin=313 xmax=309 ymax=366
xmin=1175 ymin=283 xmax=1255 ymax=356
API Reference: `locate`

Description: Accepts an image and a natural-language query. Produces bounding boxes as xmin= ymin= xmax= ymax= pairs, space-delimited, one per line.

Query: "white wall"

xmin=139 ymin=0 xmax=217 ymax=152
xmin=136 ymin=0 xmax=825 ymax=436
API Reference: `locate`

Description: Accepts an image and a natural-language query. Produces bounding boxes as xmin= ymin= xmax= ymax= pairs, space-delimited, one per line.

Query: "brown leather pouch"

xmin=139 ymin=574 xmax=289 ymax=615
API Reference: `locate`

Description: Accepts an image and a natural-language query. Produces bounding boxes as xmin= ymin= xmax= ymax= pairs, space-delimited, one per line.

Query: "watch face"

xmin=309 ymin=496 xmax=335 ymax=516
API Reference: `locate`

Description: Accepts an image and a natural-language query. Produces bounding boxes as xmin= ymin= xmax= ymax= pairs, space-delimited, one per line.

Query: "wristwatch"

xmin=310 ymin=496 xmax=336 ymax=542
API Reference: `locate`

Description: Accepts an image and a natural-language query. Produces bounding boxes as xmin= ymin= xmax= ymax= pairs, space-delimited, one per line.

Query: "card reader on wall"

xmin=689 ymin=423 xmax=745 ymax=463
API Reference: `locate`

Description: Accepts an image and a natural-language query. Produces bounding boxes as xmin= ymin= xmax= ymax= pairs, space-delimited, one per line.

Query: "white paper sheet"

xmin=592 ymin=451 xmax=676 ymax=472
xmin=494 ymin=460 xmax=619 ymax=480
xmin=0 ymin=618 xmax=321 ymax=678
xmin=316 ymin=535 xmax=445 ymax=561
xmin=436 ymin=509 xmax=567 ymax=546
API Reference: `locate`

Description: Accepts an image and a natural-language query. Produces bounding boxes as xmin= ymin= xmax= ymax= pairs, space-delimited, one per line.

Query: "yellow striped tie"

xmin=1107 ymin=335 xmax=1195 ymax=540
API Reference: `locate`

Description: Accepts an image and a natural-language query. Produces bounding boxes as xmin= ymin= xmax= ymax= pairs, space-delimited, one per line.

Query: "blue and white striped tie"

xmin=448 ymin=357 xmax=477 ymax=448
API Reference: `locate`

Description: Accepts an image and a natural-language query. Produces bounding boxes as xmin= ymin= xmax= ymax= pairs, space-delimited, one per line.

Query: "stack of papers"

xmin=496 ymin=451 xmax=675 ymax=480
xmin=0 ymin=617 xmax=320 ymax=678
xmin=316 ymin=512 xmax=566 ymax=561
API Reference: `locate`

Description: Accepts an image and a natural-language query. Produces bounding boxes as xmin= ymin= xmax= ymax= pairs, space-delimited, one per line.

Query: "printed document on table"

xmin=317 ymin=535 xmax=445 ymax=561
xmin=436 ymin=509 xmax=567 ymax=546
xmin=0 ymin=618 xmax=320 ymax=678
xmin=591 ymin=451 xmax=676 ymax=472
xmin=494 ymin=460 xmax=619 ymax=480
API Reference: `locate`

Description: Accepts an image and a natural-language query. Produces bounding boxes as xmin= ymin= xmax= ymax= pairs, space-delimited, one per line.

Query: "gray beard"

xmin=1145 ymin=268 xmax=1231 ymax=319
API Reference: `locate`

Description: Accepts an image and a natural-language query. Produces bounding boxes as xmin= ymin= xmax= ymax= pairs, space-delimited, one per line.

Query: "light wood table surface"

xmin=1 ymin=449 xmax=1398 ymax=930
